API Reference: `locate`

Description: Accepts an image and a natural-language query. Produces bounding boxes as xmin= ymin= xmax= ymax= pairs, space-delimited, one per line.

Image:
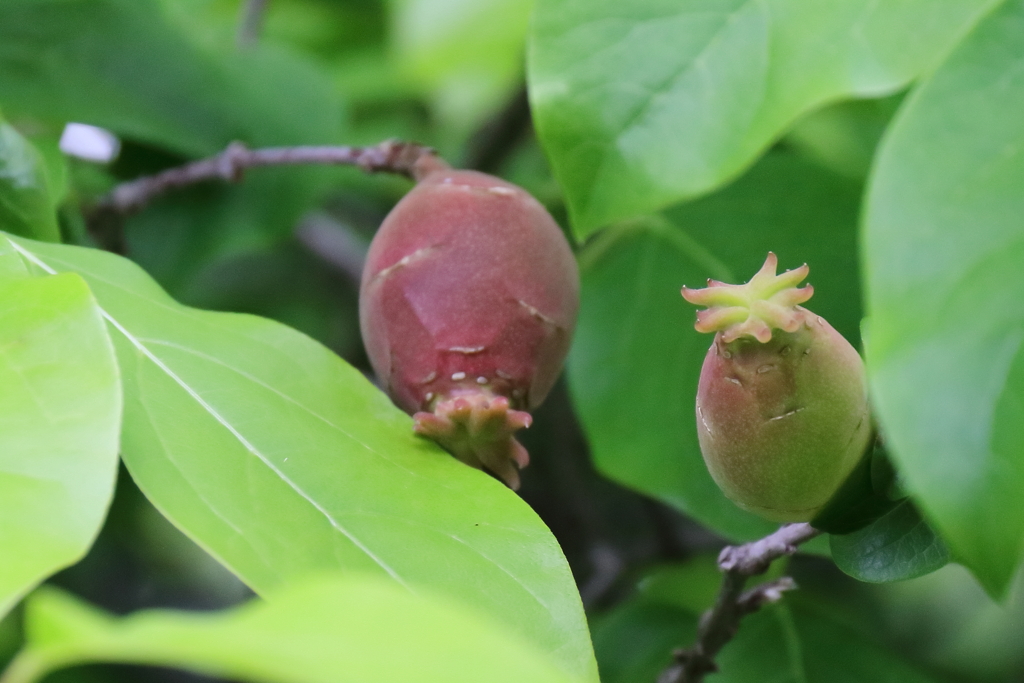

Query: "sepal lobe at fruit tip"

xmin=414 ymin=392 xmax=532 ymax=490
xmin=682 ymin=252 xmax=813 ymax=343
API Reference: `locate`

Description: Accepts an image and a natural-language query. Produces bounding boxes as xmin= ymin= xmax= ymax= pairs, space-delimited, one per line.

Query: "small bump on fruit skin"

xmin=683 ymin=254 xmax=871 ymax=521
xmin=360 ymin=168 xmax=579 ymax=488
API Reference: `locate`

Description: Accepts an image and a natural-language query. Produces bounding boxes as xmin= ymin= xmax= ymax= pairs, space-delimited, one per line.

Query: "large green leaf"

xmin=0 ymin=122 xmax=59 ymax=242
xmin=529 ymin=0 xmax=997 ymax=235
xmin=2 ymin=579 xmax=579 ymax=683
xmin=0 ymin=272 xmax=121 ymax=619
xmin=863 ymin=0 xmax=1024 ymax=597
xmin=569 ymin=151 xmax=862 ymax=540
xmin=1 ymin=234 xmax=598 ymax=683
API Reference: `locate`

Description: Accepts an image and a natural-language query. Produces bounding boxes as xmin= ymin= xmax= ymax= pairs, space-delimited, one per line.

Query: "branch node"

xmin=219 ymin=141 xmax=250 ymax=182
xmin=716 ymin=523 xmax=818 ymax=575
xmin=90 ymin=138 xmax=453 ymax=221
xmin=658 ymin=523 xmax=819 ymax=683
xmin=737 ymin=577 xmax=797 ymax=614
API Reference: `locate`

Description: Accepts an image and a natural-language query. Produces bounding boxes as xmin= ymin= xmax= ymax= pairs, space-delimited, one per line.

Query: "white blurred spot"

xmin=448 ymin=346 xmax=485 ymax=354
xmin=59 ymin=123 xmax=120 ymax=163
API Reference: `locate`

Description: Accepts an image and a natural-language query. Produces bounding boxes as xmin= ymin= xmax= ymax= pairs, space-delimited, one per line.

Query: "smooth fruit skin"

xmin=696 ymin=318 xmax=870 ymax=521
xmin=684 ymin=254 xmax=871 ymax=522
xmin=360 ymin=168 xmax=579 ymax=487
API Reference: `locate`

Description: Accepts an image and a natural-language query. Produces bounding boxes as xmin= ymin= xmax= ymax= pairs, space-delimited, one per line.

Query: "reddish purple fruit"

xmin=360 ymin=166 xmax=579 ymax=488
xmin=682 ymin=254 xmax=871 ymax=522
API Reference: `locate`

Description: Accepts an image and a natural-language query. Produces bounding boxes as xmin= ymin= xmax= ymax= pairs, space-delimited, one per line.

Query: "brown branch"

xmin=95 ymin=140 xmax=448 ymax=215
xmin=658 ymin=523 xmax=820 ymax=683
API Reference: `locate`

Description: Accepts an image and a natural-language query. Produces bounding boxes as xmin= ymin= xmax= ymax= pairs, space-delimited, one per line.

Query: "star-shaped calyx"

xmin=681 ymin=252 xmax=813 ymax=343
xmin=413 ymin=393 xmax=532 ymax=489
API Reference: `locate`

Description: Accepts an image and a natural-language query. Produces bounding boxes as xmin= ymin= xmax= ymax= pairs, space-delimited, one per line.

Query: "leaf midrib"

xmin=9 ymin=239 xmax=411 ymax=587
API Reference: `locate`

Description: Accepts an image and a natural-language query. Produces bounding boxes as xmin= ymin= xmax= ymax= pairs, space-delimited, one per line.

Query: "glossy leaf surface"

xmin=6 ymin=579 xmax=579 ymax=683
xmin=0 ymin=272 xmax=121 ymax=618
xmin=529 ymin=0 xmax=995 ymax=235
xmin=2 ymin=234 xmax=598 ymax=683
xmin=831 ymin=499 xmax=950 ymax=583
xmin=864 ymin=0 xmax=1024 ymax=596
xmin=569 ymin=152 xmax=861 ymax=540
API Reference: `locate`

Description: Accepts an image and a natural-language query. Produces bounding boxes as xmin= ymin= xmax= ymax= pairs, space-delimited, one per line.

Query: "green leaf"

xmin=590 ymin=601 xmax=695 ymax=683
xmin=0 ymin=0 xmax=347 ymax=287
xmin=4 ymin=579 xmax=580 ymax=683
xmin=392 ymin=0 xmax=531 ymax=127
xmin=0 ymin=238 xmax=29 ymax=282
xmin=786 ymin=94 xmax=904 ymax=181
xmin=569 ymin=151 xmax=862 ymax=540
xmin=0 ymin=122 xmax=59 ymax=242
xmin=1 ymin=234 xmax=598 ymax=683
xmin=529 ymin=0 xmax=996 ymax=235
xmin=591 ymin=561 xmax=939 ymax=683
xmin=830 ymin=499 xmax=950 ymax=584
xmin=688 ymin=598 xmax=919 ymax=683
xmin=0 ymin=0 xmax=342 ymax=156
xmin=812 ymin=440 xmax=901 ymax=535
xmin=0 ymin=273 xmax=121 ymax=619
xmin=863 ymin=0 xmax=1024 ymax=596
xmin=871 ymin=563 xmax=1024 ymax=680
xmin=634 ymin=557 xmax=722 ymax=615
xmin=124 ymin=165 xmax=343 ymax=296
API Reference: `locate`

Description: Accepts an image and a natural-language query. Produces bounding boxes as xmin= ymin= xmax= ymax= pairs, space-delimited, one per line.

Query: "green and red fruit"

xmin=360 ymin=167 xmax=579 ymax=489
xmin=682 ymin=253 xmax=871 ymax=522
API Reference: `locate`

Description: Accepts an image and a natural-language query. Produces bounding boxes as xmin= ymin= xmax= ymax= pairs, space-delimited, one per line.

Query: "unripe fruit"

xmin=682 ymin=254 xmax=871 ymax=522
xmin=360 ymin=166 xmax=579 ymax=489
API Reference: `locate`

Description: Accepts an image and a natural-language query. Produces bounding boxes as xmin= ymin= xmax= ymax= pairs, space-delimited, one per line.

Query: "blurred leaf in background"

xmin=0 ymin=118 xmax=61 ymax=243
xmin=391 ymin=0 xmax=532 ymax=148
xmin=591 ymin=557 xmax=940 ymax=683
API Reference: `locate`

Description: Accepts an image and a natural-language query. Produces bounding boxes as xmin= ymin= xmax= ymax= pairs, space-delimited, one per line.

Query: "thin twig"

xmin=237 ymin=0 xmax=270 ymax=47
xmin=658 ymin=523 xmax=820 ymax=683
xmin=95 ymin=140 xmax=448 ymax=216
xmin=294 ymin=211 xmax=369 ymax=284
